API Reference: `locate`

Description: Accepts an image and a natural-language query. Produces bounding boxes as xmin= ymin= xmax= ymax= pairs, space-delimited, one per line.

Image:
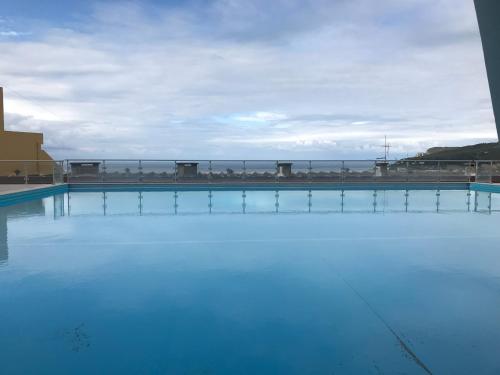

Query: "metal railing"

xmin=64 ymin=159 xmax=500 ymax=184
xmin=0 ymin=160 xmax=65 ymax=184
xmin=1 ymin=159 xmax=500 ymax=185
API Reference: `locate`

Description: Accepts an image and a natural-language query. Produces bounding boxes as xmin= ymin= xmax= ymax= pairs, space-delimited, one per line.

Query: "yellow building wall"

xmin=0 ymin=132 xmax=53 ymax=175
xmin=0 ymin=87 xmax=54 ymax=176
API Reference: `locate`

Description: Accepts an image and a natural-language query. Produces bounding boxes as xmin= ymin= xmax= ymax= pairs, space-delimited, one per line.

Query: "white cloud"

xmin=233 ymin=112 xmax=288 ymax=123
xmin=0 ymin=30 xmax=30 ymax=37
xmin=0 ymin=0 xmax=496 ymax=160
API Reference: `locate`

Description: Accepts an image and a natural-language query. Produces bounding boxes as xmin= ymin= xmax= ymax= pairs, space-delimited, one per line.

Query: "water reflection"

xmin=0 ymin=189 xmax=497 ymax=266
xmin=63 ymin=189 xmax=498 ymax=217
xmin=0 ymin=211 xmax=5 ymax=264
xmin=2 ymin=188 xmax=495 ymax=263
xmin=0 ymin=199 xmax=47 ymax=264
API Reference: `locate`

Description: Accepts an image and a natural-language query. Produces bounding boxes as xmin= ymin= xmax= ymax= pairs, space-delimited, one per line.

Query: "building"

xmin=0 ymin=87 xmax=53 ymax=176
xmin=475 ymin=0 xmax=500 ymax=140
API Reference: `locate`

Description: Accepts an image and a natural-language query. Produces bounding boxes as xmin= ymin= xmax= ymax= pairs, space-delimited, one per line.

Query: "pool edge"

xmin=0 ymin=184 xmax=69 ymax=207
xmin=3 ymin=182 xmax=499 ymax=207
xmin=67 ymin=182 xmax=471 ymax=192
xmin=470 ymin=183 xmax=500 ymax=193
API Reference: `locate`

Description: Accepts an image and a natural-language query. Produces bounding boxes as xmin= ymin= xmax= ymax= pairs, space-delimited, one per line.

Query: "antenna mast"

xmin=380 ymin=136 xmax=391 ymax=161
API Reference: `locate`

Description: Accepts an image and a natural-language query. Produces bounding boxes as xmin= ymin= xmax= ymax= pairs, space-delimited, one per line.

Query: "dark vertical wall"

xmin=0 ymin=210 xmax=7 ymax=264
xmin=474 ymin=0 xmax=500 ymax=140
xmin=0 ymin=87 xmax=4 ymax=132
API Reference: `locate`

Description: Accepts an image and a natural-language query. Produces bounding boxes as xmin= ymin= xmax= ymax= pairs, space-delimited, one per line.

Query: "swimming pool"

xmin=1 ymin=187 xmax=500 ymax=374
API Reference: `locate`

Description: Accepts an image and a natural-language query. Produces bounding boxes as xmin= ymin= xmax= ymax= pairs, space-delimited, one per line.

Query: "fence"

xmin=0 ymin=160 xmax=64 ymax=184
xmin=1 ymin=159 xmax=499 ymax=185
xmin=64 ymin=159 xmax=500 ymax=184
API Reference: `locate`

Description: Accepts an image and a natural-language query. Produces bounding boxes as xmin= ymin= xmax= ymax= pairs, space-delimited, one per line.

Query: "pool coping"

xmin=68 ymin=182 xmax=471 ymax=192
xmin=0 ymin=184 xmax=68 ymax=207
xmin=470 ymin=183 xmax=500 ymax=193
xmin=1 ymin=182 xmax=499 ymax=207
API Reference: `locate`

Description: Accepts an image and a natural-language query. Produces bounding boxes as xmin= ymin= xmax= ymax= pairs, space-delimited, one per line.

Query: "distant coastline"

xmin=406 ymin=142 xmax=500 ymax=161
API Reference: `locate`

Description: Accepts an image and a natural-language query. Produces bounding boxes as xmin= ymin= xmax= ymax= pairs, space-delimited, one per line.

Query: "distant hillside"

xmin=407 ymin=142 xmax=500 ymax=161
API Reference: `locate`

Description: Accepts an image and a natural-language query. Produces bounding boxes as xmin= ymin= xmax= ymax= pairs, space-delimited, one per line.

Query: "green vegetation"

xmin=407 ymin=142 xmax=500 ymax=161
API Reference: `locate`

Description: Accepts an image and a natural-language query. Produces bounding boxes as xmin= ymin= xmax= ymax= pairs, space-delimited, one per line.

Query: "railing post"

xmin=490 ymin=160 xmax=493 ymax=183
xmin=174 ymin=161 xmax=177 ymax=183
xmin=275 ymin=161 xmax=279 ymax=183
xmin=209 ymin=160 xmax=213 ymax=183
xmin=308 ymin=160 xmax=312 ymax=181
xmin=437 ymin=161 xmax=441 ymax=184
xmin=242 ymin=160 xmax=246 ymax=180
xmin=24 ymin=161 xmax=28 ymax=184
xmin=53 ymin=161 xmax=59 ymax=184
xmin=341 ymin=160 xmax=345 ymax=184
xmin=101 ymin=160 xmax=106 ymax=183
xmin=66 ymin=160 xmax=70 ymax=184
xmin=138 ymin=160 xmax=143 ymax=182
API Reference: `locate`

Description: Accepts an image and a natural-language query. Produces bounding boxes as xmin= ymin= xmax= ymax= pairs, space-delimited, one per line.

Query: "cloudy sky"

xmin=0 ymin=0 xmax=497 ymax=159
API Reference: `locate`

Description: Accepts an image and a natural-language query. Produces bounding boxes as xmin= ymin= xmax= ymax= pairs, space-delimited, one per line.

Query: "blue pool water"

xmin=1 ymin=188 xmax=500 ymax=374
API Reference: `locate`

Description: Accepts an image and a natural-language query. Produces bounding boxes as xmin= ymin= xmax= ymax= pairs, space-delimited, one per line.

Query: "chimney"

xmin=0 ymin=87 xmax=4 ymax=132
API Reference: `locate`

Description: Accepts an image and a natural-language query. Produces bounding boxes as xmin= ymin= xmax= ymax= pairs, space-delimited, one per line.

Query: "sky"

xmin=0 ymin=0 xmax=497 ymax=159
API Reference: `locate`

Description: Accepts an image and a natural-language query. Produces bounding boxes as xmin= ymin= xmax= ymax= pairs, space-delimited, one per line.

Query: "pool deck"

xmin=0 ymin=184 xmax=53 ymax=195
xmin=0 ymin=184 xmax=68 ymax=207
